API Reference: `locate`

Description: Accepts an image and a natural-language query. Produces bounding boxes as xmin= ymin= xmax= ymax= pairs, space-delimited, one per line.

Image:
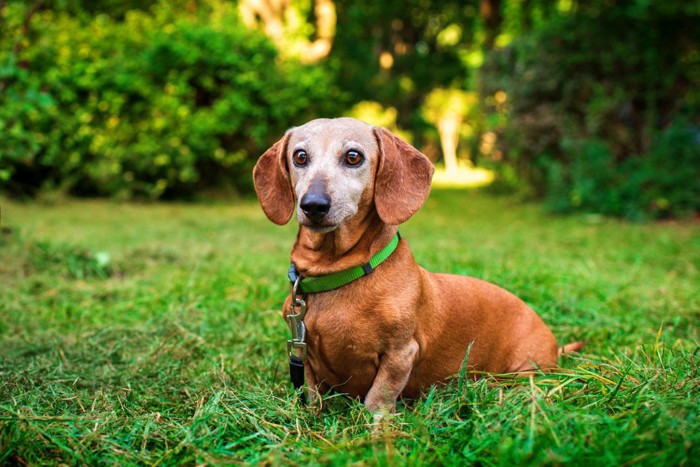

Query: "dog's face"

xmin=287 ymin=118 xmax=378 ymax=232
xmin=253 ymin=117 xmax=434 ymax=229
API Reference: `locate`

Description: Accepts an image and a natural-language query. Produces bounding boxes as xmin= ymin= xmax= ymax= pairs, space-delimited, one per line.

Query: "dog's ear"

xmin=253 ymin=132 xmax=295 ymax=225
xmin=373 ymin=127 xmax=434 ymax=225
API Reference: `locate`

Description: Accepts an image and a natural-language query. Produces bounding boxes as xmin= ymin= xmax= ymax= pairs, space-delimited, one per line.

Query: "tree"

xmin=423 ymin=88 xmax=478 ymax=173
xmin=332 ymin=0 xmax=479 ymax=130
xmin=239 ymin=0 xmax=336 ymax=63
xmin=479 ymin=0 xmax=700 ymax=218
xmin=480 ymin=0 xmax=502 ymax=50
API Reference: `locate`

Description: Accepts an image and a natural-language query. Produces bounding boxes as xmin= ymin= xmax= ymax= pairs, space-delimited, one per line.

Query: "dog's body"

xmin=254 ymin=118 xmax=582 ymax=413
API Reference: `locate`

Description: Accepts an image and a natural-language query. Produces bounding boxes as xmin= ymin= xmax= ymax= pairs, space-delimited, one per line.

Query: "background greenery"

xmin=1 ymin=1 xmax=699 ymax=463
xmin=1 ymin=0 xmax=698 ymax=218
xmin=0 ymin=1 xmax=338 ymax=199
xmin=1 ymin=192 xmax=698 ymax=464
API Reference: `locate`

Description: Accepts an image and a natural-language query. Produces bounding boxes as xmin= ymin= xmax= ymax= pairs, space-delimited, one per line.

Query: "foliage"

xmin=1 ymin=193 xmax=698 ymax=463
xmin=545 ymin=122 xmax=700 ymax=219
xmin=480 ymin=2 xmax=700 ymax=219
xmin=423 ymin=88 xmax=477 ymax=125
xmin=422 ymin=88 xmax=480 ymax=170
xmin=333 ymin=0 xmax=481 ymax=130
xmin=0 ymin=1 xmax=339 ymax=198
xmin=344 ymin=101 xmax=413 ymax=143
xmin=2 ymin=0 xmax=699 ymax=219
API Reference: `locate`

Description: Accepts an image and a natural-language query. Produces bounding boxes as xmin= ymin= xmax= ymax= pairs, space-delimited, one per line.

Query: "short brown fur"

xmin=253 ymin=118 xmax=583 ymax=414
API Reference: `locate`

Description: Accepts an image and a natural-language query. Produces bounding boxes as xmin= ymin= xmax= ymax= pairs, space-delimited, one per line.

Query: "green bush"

xmin=0 ymin=1 xmax=339 ymax=199
xmin=543 ymin=122 xmax=700 ymax=220
xmin=480 ymin=2 xmax=700 ymax=219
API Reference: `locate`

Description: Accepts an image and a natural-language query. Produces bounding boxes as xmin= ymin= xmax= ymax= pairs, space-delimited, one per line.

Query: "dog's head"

xmin=253 ymin=117 xmax=434 ymax=231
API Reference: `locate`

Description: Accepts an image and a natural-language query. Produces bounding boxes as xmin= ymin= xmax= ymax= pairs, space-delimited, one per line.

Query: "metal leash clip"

xmin=286 ymin=276 xmax=307 ymax=360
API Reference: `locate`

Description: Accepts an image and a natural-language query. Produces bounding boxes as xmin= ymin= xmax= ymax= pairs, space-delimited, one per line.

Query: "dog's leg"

xmin=305 ymin=364 xmax=322 ymax=409
xmin=364 ymin=339 xmax=419 ymax=420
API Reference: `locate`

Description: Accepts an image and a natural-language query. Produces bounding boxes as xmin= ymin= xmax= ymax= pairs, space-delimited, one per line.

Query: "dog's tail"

xmin=558 ymin=341 xmax=585 ymax=357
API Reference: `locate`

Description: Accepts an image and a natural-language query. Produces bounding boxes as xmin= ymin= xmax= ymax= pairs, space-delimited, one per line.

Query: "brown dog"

xmin=253 ymin=117 xmax=583 ymax=415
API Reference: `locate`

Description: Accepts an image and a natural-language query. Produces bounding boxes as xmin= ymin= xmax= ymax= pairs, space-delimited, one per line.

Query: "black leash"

xmin=289 ymin=354 xmax=306 ymax=405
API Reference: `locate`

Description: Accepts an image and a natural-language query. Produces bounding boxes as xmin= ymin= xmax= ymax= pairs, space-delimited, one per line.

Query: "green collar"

xmin=288 ymin=233 xmax=401 ymax=294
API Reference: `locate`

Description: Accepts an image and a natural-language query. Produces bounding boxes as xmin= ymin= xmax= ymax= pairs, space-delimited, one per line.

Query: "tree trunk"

xmin=240 ymin=0 xmax=335 ymax=63
xmin=480 ymin=0 xmax=502 ymax=50
xmin=300 ymin=0 xmax=336 ymax=63
xmin=239 ymin=0 xmax=287 ymax=42
xmin=438 ymin=116 xmax=461 ymax=175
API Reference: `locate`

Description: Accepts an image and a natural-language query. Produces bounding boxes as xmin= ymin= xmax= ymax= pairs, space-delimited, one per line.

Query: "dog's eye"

xmin=292 ymin=150 xmax=308 ymax=167
xmin=344 ymin=150 xmax=364 ymax=167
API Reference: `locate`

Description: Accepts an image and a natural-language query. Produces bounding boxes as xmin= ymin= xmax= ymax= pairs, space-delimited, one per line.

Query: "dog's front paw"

xmin=369 ymin=407 xmax=401 ymax=436
xmin=306 ymin=388 xmax=323 ymax=411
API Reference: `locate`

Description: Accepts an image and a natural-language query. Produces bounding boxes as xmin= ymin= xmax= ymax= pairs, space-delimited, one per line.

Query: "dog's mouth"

xmin=299 ymin=217 xmax=339 ymax=233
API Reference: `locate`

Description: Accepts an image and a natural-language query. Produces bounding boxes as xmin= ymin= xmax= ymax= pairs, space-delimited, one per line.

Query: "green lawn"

xmin=1 ymin=191 xmax=698 ymax=465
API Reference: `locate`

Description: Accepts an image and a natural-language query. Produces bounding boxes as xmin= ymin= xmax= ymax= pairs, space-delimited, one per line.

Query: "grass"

xmin=1 ymin=190 xmax=698 ymax=465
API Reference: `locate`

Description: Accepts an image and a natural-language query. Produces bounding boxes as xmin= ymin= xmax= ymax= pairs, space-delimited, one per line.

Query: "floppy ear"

xmin=253 ymin=132 xmax=295 ymax=225
xmin=373 ymin=127 xmax=434 ymax=225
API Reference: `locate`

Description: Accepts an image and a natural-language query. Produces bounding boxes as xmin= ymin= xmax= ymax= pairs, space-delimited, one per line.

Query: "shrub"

xmin=480 ymin=2 xmax=700 ymax=219
xmin=0 ymin=1 xmax=339 ymax=199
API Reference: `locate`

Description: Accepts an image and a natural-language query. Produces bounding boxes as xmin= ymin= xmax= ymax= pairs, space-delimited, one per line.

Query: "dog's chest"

xmin=301 ymin=299 xmax=393 ymax=392
xmin=301 ymin=286 xmax=410 ymax=355
xmin=304 ymin=301 xmax=381 ymax=357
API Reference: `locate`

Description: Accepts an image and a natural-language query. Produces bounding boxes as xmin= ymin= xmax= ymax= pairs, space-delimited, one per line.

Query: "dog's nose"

xmin=300 ymin=192 xmax=331 ymax=221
